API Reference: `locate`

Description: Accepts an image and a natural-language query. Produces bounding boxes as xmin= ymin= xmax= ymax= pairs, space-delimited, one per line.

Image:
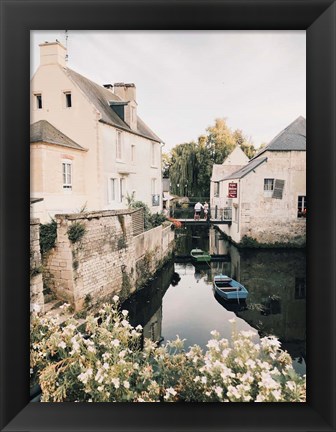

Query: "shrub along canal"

xmin=122 ymin=225 xmax=306 ymax=375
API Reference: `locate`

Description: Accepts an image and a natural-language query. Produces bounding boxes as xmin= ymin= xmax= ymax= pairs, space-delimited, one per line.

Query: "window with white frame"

xmin=64 ymin=92 xmax=72 ymax=108
xmin=214 ymin=182 xmax=220 ymax=197
xmin=297 ymin=195 xmax=307 ymax=218
xmin=151 ymin=142 xmax=156 ymax=166
xmin=35 ymin=94 xmax=43 ymax=109
xmin=131 ymin=145 xmax=136 ymax=163
xmin=234 ymin=205 xmax=238 ymax=222
xmin=264 ymin=178 xmax=274 ymax=197
xmin=62 ymin=161 xmax=72 ymax=190
xmin=151 ymin=178 xmax=156 ymax=195
xmin=108 ymin=178 xmax=117 ymax=202
xmin=120 ymin=178 xmax=125 ymax=202
xmin=116 ymin=130 xmax=122 ymax=160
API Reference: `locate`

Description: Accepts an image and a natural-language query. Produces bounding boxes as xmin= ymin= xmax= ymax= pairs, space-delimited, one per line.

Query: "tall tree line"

xmin=163 ymin=118 xmax=256 ymax=197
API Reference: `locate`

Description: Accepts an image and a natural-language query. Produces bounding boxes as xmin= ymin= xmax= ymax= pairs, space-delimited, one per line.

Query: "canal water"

xmin=122 ymin=225 xmax=306 ymax=375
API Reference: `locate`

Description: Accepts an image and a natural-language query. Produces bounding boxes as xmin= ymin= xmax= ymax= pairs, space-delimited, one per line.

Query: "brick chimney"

xmin=113 ymin=83 xmax=137 ymax=130
xmin=39 ymin=41 xmax=67 ymax=67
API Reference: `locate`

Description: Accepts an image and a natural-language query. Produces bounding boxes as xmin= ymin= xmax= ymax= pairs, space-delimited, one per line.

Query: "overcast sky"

xmin=31 ymin=30 xmax=306 ymax=151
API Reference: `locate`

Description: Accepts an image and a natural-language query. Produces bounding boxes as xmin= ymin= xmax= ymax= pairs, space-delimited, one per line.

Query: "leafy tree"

xmin=165 ymin=118 xmax=256 ymax=198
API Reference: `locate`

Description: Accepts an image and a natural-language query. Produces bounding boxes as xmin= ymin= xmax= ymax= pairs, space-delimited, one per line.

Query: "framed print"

xmin=0 ymin=0 xmax=335 ymax=431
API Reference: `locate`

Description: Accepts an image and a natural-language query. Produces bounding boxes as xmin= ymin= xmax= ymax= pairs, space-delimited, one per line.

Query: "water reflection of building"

xmin=121 ymin=261 xmax=175 ymax=344
xmin=209 ymin=227 xmax=306 ymax=363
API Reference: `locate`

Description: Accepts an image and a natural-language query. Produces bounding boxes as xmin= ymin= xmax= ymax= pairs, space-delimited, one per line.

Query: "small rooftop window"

xmin=64 ymin=92 xmax=72 ymax=108
xmin=35 ymin=94 xmax=42 ymax=109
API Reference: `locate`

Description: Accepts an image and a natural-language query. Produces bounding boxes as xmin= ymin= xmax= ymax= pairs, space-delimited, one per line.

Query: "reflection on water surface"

xmin=122 ymin=226 xmax=306 ymax=374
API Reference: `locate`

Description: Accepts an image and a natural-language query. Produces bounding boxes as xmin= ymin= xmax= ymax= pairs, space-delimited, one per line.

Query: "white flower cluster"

xmin=30 ymin=302 xmax=306 ymax=403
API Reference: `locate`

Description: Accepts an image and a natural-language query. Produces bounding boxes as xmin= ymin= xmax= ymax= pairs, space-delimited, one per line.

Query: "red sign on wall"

xmin=228 ymin=182 xmax=238 ymax=198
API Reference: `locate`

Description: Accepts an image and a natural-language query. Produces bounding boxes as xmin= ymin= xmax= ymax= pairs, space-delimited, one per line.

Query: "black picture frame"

xmin=1 ymin=1 xmax=335 ymax=431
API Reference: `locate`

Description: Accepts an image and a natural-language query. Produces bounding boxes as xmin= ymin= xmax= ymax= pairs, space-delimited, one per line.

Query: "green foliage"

xmin=30 ymin=265 xmax=43 ymax=279
xmin=40 ymin=220 xmax=57 ymax=254
xmin=117 ymin=237 xmax=127 ymax=250
xmin=67 ymin=222 xmax=86 ymax=244
xmin=128 ymin=200 xmax=167 ymax=231
xmin=30 ymin=300 xmax=306 ymax=402
xmin=240 ymin=236 xmax=305 ymax=249
xmin=166 ymin=118 xmax=256 ymax=197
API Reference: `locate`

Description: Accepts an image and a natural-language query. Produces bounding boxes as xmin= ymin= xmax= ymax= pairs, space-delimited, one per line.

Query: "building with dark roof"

xmin=211 ymin=117 xmax=306 ymax=246
xmin=31 ymin=41 xmax=163 ymax=222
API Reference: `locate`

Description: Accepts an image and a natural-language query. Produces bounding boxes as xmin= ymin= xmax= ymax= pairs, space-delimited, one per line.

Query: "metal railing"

xmin=170 ymin=205 xmax=232 ymax=221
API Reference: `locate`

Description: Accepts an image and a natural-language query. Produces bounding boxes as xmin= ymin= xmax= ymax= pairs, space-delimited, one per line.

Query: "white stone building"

xmin=210 ymin=117 xmax=306 ymax=246
xmin=210 ymin=145 xmax=249 ymax=212
xmin=30 ymin=41 xmax=163 ymax=222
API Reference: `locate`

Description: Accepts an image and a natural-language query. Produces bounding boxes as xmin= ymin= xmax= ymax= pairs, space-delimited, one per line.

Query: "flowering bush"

xmin=30 ymin=297 xmax=306 ymax=402
xmin=168 ymin=218 xmax=182 ymax=229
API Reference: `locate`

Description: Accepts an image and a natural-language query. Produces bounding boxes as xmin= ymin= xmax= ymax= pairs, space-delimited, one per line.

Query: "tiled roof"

xmin=30 ymin=120 xmax=86 ymax=151
xmin=222 ymin=157 xmax=268 ymax=180
xmin=66 ymin=68 xmax=162 ymax=143
xmin=252 ymin=116 xmax=306 ymax=160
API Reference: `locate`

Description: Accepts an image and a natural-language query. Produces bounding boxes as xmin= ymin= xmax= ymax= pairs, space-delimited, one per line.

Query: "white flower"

xmin=122 ymin=310 xmax=129 ymax=317
xmin=102 ymin=352 xmax=111 ymax=360
xmin=103 ymin=362 xmax=109 ymax=370
xmin=272 ymin=389 xmax=282 ymax=401
xmin=286 ymin=381 xmax=296 ymax=392
xmin=111 ymin=339 xmax=120 ymax=347
xmin=113 ymin=295 xmax=119 ymax=303
xmin=58 ymin=341 xmax=66 ymax=349
xmin=227 ymin=385 xmax=240 ymax=399
xmin=87 ymin=346 xmax=96 ymax=353
xmin=112 ymin=378 xmax=120 ymax=389
xmin=135 ymin=324 xmax=143 ymax=331
xmin=261 ymin=336 xmax=281 ymax=351
xmin=246 ymin=359 xmax=256 ymax=369
xmin=118 ymin=350 xmax=126 ymax=358
xmin=123 ymin=381 xmax=130 ymax=389
xmin=193 ymin=376 xmax=200 ymax=383
xmin=210 ymin=330 xmax=220 ymax=338
xmin=206 ymin=339 xmax=220 ymax=350
xmin=240 ymin=330 xmax=256 ymax=338
xmin=121 ymin=320 xmax=129 ymax=328
xmin=201 ymin=376 xmax=207 ymax=384
xmin=214 ymin=386 xmax=223 ymax=397
xmin=78 ymin=368 xmax=93 ymax=385
xmin=164 ymin=387 xmax=177 ymax=400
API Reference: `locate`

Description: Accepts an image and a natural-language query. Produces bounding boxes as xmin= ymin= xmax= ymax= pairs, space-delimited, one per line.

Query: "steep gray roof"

xmin=252 ymin=116 xmax=306 ymax=160
xmin=222 ymin=157 xmax=268 ymax=180
xmin=30 ymin=120 xmax=86 ymax=151
xmin=66 ymin=68 xmax=162 ymax=143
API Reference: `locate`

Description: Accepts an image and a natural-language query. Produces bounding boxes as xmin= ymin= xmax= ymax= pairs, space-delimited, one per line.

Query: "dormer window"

xmin=35 ymin=94 xmax=42 ymax=109
xmin=64 ymin=92 xmax=72 ymax=108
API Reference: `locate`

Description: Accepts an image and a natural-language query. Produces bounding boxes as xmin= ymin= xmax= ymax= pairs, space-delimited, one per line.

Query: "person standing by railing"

xmin=194 ymin=201 xmax=203 ymax=221
xmin=203 ymin=201 xmax=209 ymax=220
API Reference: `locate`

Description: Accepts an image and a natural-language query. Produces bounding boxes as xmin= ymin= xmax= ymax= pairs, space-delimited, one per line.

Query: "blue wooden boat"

xmin=190 ymin=248 xmax=211 ymax=263
xmin=213 ymin=274 xmax=248 ymax=300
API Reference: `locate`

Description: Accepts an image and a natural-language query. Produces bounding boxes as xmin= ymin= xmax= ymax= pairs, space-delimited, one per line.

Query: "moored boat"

xmin=190 ymin=248 xmax=211 ymax=263
xmin=213 ymin=274 xmax=248 ymax=300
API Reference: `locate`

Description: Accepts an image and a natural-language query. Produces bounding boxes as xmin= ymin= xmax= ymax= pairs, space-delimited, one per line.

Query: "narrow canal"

xmin=122 ymin=225 xmax=306 ymax=375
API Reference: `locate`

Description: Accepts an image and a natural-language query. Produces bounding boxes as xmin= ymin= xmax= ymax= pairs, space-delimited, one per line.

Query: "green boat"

xmin=190 ymin=248 xmax=211 ymax=263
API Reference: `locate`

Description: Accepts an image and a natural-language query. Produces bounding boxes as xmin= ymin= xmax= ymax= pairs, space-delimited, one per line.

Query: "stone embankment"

xmin=30 ymin=209 xmax=174 ymax=312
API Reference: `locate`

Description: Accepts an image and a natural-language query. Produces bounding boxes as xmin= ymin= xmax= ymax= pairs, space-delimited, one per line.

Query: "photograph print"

xmin=30 ymin=30 xmax=306 ymax=403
